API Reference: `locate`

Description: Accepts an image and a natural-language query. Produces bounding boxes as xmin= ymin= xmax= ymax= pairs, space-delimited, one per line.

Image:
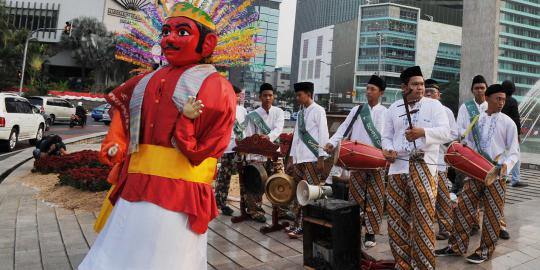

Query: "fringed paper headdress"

xmin=115 ymin=0 xmax=262 ymax=69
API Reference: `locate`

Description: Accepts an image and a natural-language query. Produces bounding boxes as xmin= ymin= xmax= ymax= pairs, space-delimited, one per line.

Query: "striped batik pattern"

xmin=349 ymin=169 xmax=386 ymax=235
xmin=436 ymin=171 xmax=454 ymax=234
xmin=386 ymin=161 xmax=437 ymax=270
xmin=447 ymin=176 xmax=506 ymax=259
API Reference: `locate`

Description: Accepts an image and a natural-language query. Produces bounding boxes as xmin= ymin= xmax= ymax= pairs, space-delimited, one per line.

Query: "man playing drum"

xmin=287 ymin=82 xmax=329 ymax=239
xmin=435 ymin=84 xmax=519 ymax=264
xmin=324 ymin=75 xmax=388 ymax=248
xmin=424 ymin=79 xmax=459 ymax=241
xmin=382 ymin=66 xmax=451 ymax=270
xmin=239 ymin=83 xmax=285 ymax=223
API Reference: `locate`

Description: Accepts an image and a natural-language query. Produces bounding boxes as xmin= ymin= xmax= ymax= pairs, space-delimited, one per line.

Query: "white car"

xmin=0 ymin=93 xmax=46 ymax=152
xmin=102 ymin=107 xmax=111 ymax=125
xmin=26 ymin=96 xmax=76 ymax=124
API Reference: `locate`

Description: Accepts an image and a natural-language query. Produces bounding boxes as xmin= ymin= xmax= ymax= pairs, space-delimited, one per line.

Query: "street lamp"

xmin=320 ymin=60 xmax=353 ymax=111
xmin=19 ymin=23 xmax=73 ymax=96
xmin=376 ymin=32 xmax=384 ymax=76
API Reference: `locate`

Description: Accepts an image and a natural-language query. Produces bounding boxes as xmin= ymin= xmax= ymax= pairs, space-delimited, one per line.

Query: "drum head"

xmin=265 ymin=173 xmax=295 ymax=205
xmin=243 ymin=164 xmax=268 ymax=195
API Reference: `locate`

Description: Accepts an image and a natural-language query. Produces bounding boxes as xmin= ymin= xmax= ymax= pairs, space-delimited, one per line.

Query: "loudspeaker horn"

xmin=296 ymin=180 xmax=333 ymax=206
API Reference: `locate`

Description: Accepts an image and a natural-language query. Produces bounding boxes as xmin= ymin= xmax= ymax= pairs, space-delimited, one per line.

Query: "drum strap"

xmin=344 ymin=104 xmax=363 ymax=140
xmin=233 ymin=119 xmax=246 ymax=140
xmin=298 ymin=109 xmax=320 ymax=158
xmin=360 ymin=104 xmax=382 ymax=149
xmin=464 ymin=101 xmax=493 ymax=162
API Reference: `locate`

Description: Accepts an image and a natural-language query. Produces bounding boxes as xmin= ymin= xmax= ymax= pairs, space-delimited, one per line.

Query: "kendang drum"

xmin=445 ymin=142 xmax=499 ymax=185
xmin=334 ymin=140 xmax=388 ymax=170
xmin=243 ymin=163 xmax=268 ymax=195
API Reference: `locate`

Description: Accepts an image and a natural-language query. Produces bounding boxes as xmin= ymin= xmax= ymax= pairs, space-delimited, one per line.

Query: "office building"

xmin=460 ymin=0 xmax=540 ymax=102
xmin=229 ymin=0 xmax=281 ymax=94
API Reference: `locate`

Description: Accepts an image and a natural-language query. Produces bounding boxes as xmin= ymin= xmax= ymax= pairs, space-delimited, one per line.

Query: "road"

xmin=0 ymin=119 xmax=109 ymax=161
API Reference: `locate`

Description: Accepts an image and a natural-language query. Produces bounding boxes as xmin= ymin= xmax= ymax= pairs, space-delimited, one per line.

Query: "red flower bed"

xmin=33 ymin=150 xmax=103 ymax=174
xmin=33 ymin=150 xmax=112 ymax=192
xmin=59 ymin=166 xmax=111 ymax=192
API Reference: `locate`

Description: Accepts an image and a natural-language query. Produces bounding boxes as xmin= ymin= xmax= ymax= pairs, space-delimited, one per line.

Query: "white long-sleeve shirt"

xmin=457 ymin=100 xmax=487 ymax=138
xmin=245 ymin=106 xmax=284 ymax=161
xmin=291 ymin=102 xmax=329 ymax=164
xmin=462 ymin=111 xmax=519 ymax=172
xmin=438 ymin=105 xmax=459 ymax=172
xmin=382 ymin=97 xmax=451 ymax=176
xmin=328 ymin=104 xmax=387 ymax=147
xmin=225 ymin=105 xmax=248 ymax=153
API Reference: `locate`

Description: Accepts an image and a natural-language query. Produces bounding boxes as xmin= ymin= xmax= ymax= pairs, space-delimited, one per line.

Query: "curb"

xmin=0 ymin=131 xmax=107 ymax=184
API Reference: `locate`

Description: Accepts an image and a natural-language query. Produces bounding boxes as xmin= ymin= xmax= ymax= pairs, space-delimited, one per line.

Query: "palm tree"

xmin=60 ymin=17 xmax=109 ymax=80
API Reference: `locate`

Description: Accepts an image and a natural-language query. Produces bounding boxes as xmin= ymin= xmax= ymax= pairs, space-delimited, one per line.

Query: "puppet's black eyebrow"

xmin=175 ymin=23 xmax=192 ymax=29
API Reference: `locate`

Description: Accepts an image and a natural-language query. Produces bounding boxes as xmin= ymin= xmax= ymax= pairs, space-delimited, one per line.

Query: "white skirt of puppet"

xmin=78 ymin=198 xmax=207 ymax=270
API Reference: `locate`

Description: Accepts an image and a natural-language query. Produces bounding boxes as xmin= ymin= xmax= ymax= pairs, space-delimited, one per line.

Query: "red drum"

xmin=445 ymin=142 xmax=499 ymax=185
xmin=334 ymin=140 xmax=388 ymax=170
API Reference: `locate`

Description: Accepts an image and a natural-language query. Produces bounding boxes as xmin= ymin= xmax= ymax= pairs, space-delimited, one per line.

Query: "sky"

xmin=276 ymin=0 xmax=297 ymax=67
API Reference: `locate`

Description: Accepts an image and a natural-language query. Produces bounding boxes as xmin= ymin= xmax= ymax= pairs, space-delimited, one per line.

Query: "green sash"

xmin=298 ymin=109 xmax=320 ymax=158
xmin=465 ymin=100 xmax=492 ymax=162
xmin=247 ymin=111 xmax=271 ymax=135
xmin=360 ymin=104 xmax=382 ymax=149
xmin=233 ymin=119 xmax=245 ymax=140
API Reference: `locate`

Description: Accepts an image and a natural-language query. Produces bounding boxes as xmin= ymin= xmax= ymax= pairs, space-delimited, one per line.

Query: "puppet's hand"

xmin=183 ymin=96 xmax=204 ymax=119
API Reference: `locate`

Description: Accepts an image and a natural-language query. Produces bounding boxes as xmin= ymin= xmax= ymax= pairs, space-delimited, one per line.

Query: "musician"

xmin=435 ymin=84 xmax=519 ymax=264
xmin=215 ymin=86 xmax=247 ymax=216
xmin=382 ymin=66 xmax=451 ymax=270
xmin=288 ymin=81 xmax=329 ymax=239
xmin=454 ymin=75 xmax=488 ymax=237
xmin=424 ymin=79 xmax=459 ymax=241
xmin=240 ymin=83 xmax=284 ymax=223
xmin=324 ymin=75 xmax=387 ymax=248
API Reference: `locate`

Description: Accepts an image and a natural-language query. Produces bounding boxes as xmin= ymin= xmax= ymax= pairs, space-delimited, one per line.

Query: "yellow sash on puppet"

xmin=94 ymin=144 xmax=217 ymax=233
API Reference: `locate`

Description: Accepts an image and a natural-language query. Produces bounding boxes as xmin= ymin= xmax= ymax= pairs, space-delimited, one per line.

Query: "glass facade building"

xmin=431 ymin=43 xmax=461 ymax=83
xmin=240 ymin=1 xmax=281 ymax=93
xmin=355 ymin=4 xmax=420 ymax=104
xmin=498 ymin=0 xmax=540 ymax=97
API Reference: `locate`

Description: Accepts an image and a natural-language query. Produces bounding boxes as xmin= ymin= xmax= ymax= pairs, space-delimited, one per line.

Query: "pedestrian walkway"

xmin=1 ymin=146 xmax=540 ymax=269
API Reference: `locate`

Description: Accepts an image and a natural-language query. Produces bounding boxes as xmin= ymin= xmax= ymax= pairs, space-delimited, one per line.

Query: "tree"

xmin=0 ymin=4 xmax=47 ymax=91
xmin=59 ymin=16 xmax=135 ymax=91
xmin=60 ymin=17 xmax=110 ymax=80
xmin=440 ymin=79 xmax=460 ymax=116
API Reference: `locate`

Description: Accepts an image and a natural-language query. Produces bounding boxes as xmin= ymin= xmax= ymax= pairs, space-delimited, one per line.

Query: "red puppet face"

xmin=160 ymin=17 xmax=217 ymax=67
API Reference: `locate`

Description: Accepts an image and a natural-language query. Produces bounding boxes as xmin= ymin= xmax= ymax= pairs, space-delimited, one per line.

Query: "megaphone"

xmin=296 ymin=180 xmax=333 ymax=206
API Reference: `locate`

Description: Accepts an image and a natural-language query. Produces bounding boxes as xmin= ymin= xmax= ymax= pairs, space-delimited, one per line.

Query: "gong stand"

xmin=260 ymin=132 xmax=295 ymax=234
xmin=231 ymin=135 xmax=281 ymax=225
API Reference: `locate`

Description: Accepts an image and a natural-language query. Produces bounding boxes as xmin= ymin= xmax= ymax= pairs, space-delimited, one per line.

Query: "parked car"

xmin=283 ymin=110 xmax=291 ymax=121
xmin=26 ymin=96 xmax=76 ymax=124
xmin=0 ymin=93 xmax=46 ymax=152
xmin=291 ymin=111 xmax=299 ymax=121
xmin=31 ymin=105 xmax=52 ymax=131
xmin=91 ymin=103 xmax=111 ymax=121
xmin=102 ymin=107 xmax=111 ymax=125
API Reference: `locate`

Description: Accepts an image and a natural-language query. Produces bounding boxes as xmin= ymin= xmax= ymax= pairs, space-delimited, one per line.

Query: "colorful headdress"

xmin=115 ymin=0 xmax=262 ymax=69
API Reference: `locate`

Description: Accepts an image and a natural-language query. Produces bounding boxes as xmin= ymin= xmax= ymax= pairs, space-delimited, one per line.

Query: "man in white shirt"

xmin=215 ymin=86 xmax=247 ymax=216
xmin=435 ymin=84 xmax=519 ymax=264
xmin=287 ymin=82 xmax=329 ymax=239
xmin=324 ymin=75 xmax=388 ymax=248
xmin=382 ymin=66 xmax=451 ymax=270
xmin=424 ymin=79 xmax=459 ymax=241
xmin=237 ymin=83 xmax=284 ymax=223
xmin=454 ymin=75 xmax=489 ymax=237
